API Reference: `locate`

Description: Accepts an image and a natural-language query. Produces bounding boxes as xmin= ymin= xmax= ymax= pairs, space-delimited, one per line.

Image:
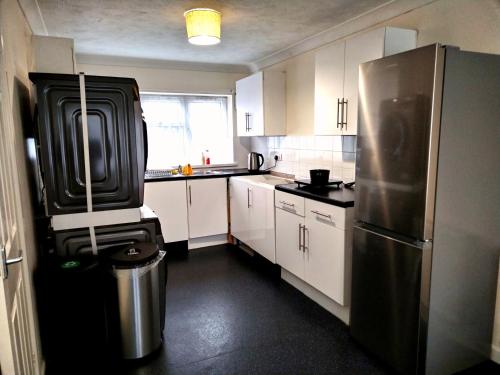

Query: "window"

xmin=141 ymin=93 xmax=233 ymax=169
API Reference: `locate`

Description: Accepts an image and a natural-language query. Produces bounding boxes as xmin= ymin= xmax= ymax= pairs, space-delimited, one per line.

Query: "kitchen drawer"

xmin=305 ymin=198 xmax=352 ymax=231
xmin=275 ymin=190 xmax=305 ymax=217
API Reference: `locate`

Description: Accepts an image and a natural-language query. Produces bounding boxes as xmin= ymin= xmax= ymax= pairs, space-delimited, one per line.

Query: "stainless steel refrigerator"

xmin=351 ymin=44 xmax=500 ymax=374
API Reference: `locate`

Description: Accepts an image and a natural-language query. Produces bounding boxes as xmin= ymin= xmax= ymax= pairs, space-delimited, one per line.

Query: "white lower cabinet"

xmin=230 ymin=177 xmax=276 ymax=263
xmin=275 ymin=207 xmax=304 ymax=278
xmin=187 ymin=178 xmax=228 ymax=239
xmin=229 ymin=178 xmax=251 ymax=243
xmin=275 ymin=191 xmax=353 ymax=305
xmin=144 ymin=180 xmax=189 ymax=243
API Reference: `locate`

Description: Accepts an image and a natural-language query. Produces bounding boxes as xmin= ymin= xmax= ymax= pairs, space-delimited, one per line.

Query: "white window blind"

xmin=141 ymin=93 xmax=233 ymax=169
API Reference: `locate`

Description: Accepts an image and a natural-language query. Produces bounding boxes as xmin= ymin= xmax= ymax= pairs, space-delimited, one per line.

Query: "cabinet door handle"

xmin=303 ymin=226 xmax=309 ymax=252
xmin=337 ymin=98 xmax=340 ymax=129
xmin=188 ymin=185 xmax=192 ymax=206
xmin=247 ymin=187 xmax=250 ymax=208
xmin=247 ymin=113 xmax=252 ymax=131
xmin=340 ymin=98 xmax=345 ymax=130
xmin=342 ymin=99 xmax=348 ymax=130
xmin=311 ymin=210 xmax=332 ymax=220
xmin=299 ymin=224 xmax=303 ymax=251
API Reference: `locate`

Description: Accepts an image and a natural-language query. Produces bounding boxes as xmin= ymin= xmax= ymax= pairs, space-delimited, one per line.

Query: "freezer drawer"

xmin=30 ymin=73 xmax=146 ymax=215
xmin=350 ymin=225 xmax=423 ymax=374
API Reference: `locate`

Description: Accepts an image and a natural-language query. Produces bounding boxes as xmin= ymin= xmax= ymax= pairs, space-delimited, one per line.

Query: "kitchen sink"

xmin=191 ymin=170 xmax=224 ymax=175
xmin=232 ymin=174 xmax=292 ymax=188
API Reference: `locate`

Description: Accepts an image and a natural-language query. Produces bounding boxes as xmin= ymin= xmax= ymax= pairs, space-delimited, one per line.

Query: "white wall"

xmin=77 ymin=62 xmax=251 ymax=167
xmin=0 ymin=0 xmax=43 ymax=370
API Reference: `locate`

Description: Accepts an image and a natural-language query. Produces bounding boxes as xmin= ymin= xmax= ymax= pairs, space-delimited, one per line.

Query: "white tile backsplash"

xmin=251 ymin=135 xmax=356 ymax=182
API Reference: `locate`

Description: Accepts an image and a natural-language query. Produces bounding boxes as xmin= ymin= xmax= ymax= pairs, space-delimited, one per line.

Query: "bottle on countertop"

xmin=205 ymin=149 xmax=210 ymax=165
xmin=201 ymin=151 xmax=206 ymax=165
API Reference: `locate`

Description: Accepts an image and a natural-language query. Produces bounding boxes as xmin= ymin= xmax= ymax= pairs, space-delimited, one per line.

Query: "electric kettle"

xmin=248 ymin=152 xmax=264 ymax=172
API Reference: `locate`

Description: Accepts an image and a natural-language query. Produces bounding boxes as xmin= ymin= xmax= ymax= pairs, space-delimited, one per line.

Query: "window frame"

xmin=140 ymin=91 xmax=236 ymax=169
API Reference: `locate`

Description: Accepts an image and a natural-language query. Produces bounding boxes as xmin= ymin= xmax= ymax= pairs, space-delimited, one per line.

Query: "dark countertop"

xmin=275 ymin=183 xmax=355 ymax=208
xmin=145 ymin=168 xmax=270 ymax=182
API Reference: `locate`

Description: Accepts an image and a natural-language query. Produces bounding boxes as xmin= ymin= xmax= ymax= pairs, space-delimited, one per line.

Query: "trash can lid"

xmin=107 ymin=242 xmax=159 ymax=267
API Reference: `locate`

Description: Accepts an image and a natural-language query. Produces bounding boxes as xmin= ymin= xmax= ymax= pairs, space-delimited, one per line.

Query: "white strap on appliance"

xmin=79 ymin=73 xmax=98 ymax=255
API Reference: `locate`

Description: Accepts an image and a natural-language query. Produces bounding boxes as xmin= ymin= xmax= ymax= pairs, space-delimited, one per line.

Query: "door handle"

xmin=188 ymin=185 xmax=192 ymax=206
xmin=311 ymin=210 xmax=332 ymax=220
xmin=247 ymin=113 xmax=252 ymax=131
xmin=340 ymin=98 xmax=345 ymax=130
xmin=1 ymin=246 xmax=23 ymax=280
xmin=299 ymin=224 xmax=303 ymax=251
xmin=247 ymin=187 xmax=250 ymax=208
xmin=302 ymin=225 xmax=309 ymax=253
xmin=245 ymin=112 xmax=251 ymax=132
xmin=342 ymin=99 xmax=348 ymax=130
xmin=337 ymin=98 xmax=340 ymax=129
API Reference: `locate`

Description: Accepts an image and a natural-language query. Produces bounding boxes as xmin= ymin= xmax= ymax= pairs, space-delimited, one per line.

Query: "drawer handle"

xmin=311 ymin=210 xmax=331 ymax=220
xmin=279 ymin=200 xmax=295 ymax=207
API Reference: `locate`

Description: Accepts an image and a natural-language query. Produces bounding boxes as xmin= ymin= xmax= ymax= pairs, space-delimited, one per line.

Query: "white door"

xmin=275 ymin=208 xmax=304 ymax=279
xmin=0 ymin=52 xmax=38 ymax=374
xmin=144 ymin=180 xmax=189 ymax=243
xmin=187 ymin=178 xmax=228 ymax=238
xmin=229 ymin=179 xmax=250 ymax=244
xmin=343 ymin=29 xmax=385 ymax=136
xmin=304 ymin=211 xmax=346 ymax=305
xmin=247 ymin=185 xmax=276 ymax=263
xmin=314 ymin=41 xmax=345 ymax=136
xmin=235 ymin=72 xmax=263 ymax=136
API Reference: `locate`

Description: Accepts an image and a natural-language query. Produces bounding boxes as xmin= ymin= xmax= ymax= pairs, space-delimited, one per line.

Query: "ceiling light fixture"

xmin=184 ymin=8 xmax=221 ymax=46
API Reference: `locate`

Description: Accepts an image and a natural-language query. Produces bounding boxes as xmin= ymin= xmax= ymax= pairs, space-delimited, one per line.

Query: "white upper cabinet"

xmin=314 ymin=27 xmax=416 ymax=136
xmin=314 ymin=41 xmax=345 ymax=136
xmin=236 ymin=70 xmax=286 ymax=136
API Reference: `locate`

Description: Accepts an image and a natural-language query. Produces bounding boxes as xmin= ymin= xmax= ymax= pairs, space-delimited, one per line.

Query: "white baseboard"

xmin=188 ymin=234 xmax=228 ymax=249
xmin=281 ymin=268 xmax=350 ymax=325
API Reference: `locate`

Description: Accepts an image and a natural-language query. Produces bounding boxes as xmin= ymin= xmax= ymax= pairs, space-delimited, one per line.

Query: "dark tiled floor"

xmin=119 ymin=244 xmax=391 ymax=375
xmin=46 ymin=244 xmax=499 ymax=374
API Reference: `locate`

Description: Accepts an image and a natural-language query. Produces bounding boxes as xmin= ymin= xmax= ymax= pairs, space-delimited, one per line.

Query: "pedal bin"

xmin=106 ymin=242 xmax=166 ymax=359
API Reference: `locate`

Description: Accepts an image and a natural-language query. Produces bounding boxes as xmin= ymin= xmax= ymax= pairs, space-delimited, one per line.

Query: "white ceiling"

xmin=36 ymin=0 xmax=392 ymax=68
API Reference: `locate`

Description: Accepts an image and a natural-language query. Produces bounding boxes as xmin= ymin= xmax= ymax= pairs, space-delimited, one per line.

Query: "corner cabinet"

xmin=314 ymin=27 xmax=416 ymax=136
xmin=229 ymin=177 xmax=276 ymax=263
xmin=275 ymin=191 xmax=353 ymax=306
xmin=236 ymin=71 xmax=286 ymax=136
xmin=187 ymin=178 xmax=228 ymax=239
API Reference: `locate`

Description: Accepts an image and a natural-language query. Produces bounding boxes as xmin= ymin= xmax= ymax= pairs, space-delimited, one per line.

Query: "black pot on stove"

xmin=309 ymin=169 xmax=330 ymax=186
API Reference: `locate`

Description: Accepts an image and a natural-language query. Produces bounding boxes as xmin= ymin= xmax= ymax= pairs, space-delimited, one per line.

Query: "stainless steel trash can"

xmin=107 ymin=242 xmax=166 ymax=359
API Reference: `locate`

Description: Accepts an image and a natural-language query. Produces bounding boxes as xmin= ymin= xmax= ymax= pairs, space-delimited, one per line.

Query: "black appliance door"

xmin=30 ymin=73 xmax=144 ymax=215
xmin=355 ymin=45 xmax=441 ymax=239
xmin=350 ymin=225 xmax=423 ymax=375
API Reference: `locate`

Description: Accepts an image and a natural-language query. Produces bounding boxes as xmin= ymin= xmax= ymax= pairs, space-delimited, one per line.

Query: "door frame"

xmin=0 ymin=13 xmax=42 ymax=375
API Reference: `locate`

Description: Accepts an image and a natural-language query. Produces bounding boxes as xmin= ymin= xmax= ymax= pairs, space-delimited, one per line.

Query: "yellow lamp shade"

xmin=184 ymin=8 xmax=221 ymax=46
